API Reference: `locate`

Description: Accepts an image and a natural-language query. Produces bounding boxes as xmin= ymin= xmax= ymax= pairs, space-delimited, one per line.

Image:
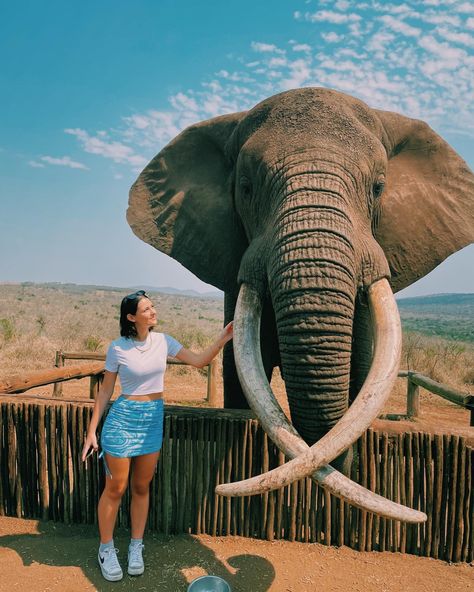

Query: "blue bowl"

xmin=187 ymin=575 xmax=231 ymax=592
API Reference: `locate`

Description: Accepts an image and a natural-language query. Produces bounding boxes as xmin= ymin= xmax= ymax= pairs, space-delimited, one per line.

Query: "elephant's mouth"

xmin=215 ymin=278 xmax=427 ymax=524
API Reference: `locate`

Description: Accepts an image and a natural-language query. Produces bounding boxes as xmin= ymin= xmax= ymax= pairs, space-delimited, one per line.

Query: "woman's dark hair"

xmin=119 ymin=290 xmax=152 ymax=338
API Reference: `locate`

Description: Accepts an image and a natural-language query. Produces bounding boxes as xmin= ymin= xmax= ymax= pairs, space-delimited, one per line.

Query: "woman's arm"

xmin=81 ymin=370 xmax=117 ymax=460
xmin=175 ymin=321 xmax=233 ymax=368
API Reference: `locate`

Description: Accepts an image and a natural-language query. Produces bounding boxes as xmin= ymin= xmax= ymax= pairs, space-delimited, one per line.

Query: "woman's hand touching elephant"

xmin=219 ymin=321 xmax=233 ymax=346
xmin=175 ymin=321 xmax=233 ymax=368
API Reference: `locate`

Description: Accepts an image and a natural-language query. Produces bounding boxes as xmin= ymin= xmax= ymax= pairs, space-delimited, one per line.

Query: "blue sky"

xmin=1 ymin=0 xmax=473 ymax=297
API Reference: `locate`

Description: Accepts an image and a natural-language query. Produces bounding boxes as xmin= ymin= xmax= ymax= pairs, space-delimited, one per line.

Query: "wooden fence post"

xmin=52 ymin=351 xmax=64 ymax=398
xmin=407 ymin=374 xmax=420 ymax=419
xmin=89 ymin=373 xmax=103 ymax=399
xmin=206 ymin=360 xmax=218 ymax=407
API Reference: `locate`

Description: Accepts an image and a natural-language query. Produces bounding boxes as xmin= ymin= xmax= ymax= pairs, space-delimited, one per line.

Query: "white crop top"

xmin=104 ymin=332 xmax=183 ymax=395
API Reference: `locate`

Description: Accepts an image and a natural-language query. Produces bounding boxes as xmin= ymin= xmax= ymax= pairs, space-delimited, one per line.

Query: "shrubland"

xmin=0 ymin=283 xmax=473 ymax=394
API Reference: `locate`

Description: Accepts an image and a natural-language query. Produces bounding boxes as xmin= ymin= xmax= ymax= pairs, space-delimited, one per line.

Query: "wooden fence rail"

xmin=0 ymin=363 xmax=104 ymax=395
xmin=0 ymin=353 xmax=219 ymax=406
xmin=398 ymin=370 xmax=474 ymax=426
xmin=0 ymin=399 xmax=472 ymax=563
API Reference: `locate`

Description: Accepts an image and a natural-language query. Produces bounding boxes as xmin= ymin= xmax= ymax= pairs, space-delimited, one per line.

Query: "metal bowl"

xmin=187 ymin=575 xmax=231 ymax=592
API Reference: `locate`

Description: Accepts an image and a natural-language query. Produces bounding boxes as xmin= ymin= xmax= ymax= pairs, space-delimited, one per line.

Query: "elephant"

xmin=127 ymin=87 xmax=474 ymax=523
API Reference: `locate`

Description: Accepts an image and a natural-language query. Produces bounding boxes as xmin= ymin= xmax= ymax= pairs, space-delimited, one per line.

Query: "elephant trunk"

xmin=268 ymin=189 xmax=357 ymax=444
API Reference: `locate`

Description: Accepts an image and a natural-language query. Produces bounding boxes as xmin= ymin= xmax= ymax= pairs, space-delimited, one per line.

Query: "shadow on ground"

xmin=0 ymin=520 xmax=275 ymax=591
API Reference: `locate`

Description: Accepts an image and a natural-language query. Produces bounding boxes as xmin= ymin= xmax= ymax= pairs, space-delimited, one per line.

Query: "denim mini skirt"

xmin=100 ymin=396 xmax=165 ymax=459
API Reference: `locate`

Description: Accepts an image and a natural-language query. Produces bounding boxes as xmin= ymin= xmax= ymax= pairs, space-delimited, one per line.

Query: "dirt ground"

xmin=1 ymin=370 xmax=473 ymax=591
xmin=0 ymin=516 xmax=472 ymax=592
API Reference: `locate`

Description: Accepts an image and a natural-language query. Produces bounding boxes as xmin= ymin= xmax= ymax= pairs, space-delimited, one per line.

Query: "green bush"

xmin=0 ymin=318 xmax=16 ymax=342
xmin=83 ymin=335 xmax=103 ymax=352
xmin=36 ymin=316 xmax=46 ymax=334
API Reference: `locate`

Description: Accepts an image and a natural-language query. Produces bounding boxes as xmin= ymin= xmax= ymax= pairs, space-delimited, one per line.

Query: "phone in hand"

xmin=84 ymin=447 xmax=98 ymax=460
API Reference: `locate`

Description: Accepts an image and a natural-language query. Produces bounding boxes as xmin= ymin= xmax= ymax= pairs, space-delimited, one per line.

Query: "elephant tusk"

xmin=219 ymin=278 xmax=401 ymax=494
xmin=215 ymin=282 xmax=426 ymax=524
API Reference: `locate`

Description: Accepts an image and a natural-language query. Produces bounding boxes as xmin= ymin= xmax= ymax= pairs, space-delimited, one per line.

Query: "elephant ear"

xmin=127 ymin=112 xmax=247 ymax=292
xmin=374 ymin=110 xmax=474 ymax=293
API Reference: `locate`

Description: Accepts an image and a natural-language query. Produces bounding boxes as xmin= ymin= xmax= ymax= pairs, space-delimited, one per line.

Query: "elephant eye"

xmin=373 ymin=181 xmax=385 ymax=199
xmin=239 ymin=176 xmax=252 ymax=199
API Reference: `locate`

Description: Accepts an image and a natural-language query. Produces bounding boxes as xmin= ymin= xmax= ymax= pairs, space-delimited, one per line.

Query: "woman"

xmin=81 ymin=290 xmax=233 ymax=582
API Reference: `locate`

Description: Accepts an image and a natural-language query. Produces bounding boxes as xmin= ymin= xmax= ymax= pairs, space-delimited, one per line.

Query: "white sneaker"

xmin=128 ymin=543 xmax=145 ymax=575
xmin=98 ymin=546 xmax=123 ymax=581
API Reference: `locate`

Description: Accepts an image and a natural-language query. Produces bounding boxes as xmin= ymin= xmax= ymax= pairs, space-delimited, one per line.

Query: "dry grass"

xmin=401 ymin=331 xmax=474 ymax=390
xmin=1 ymin=283 xmax=473 ymax=397
xmin=0 ymin=283 xmax=223 ymax=379
xmin=385 ymin=332 xmax=474 ymax=431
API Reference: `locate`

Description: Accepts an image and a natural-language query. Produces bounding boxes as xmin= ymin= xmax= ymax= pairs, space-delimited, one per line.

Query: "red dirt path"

xmin=0 ymin=516 xmax=472 ymax=592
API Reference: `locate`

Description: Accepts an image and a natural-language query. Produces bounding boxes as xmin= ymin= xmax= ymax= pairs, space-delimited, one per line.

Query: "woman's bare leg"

xmin=98 ymin=455 xmax=131 ymax=543
xmin=130 ymin=452 xmax=160 ymax=539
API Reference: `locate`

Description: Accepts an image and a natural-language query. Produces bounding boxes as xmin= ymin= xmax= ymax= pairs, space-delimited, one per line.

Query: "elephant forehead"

xmin=232 ymin=108 xmax=385 ymax=162
xmin=232 ymin=91 xmax=384 ymax=160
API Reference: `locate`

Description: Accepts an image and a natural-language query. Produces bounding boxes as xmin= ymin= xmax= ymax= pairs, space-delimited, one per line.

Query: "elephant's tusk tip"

xmin=215 ymin=484 xmax=233 ymax=497
xmin=415 ymin=511 xmax=428 ymax=524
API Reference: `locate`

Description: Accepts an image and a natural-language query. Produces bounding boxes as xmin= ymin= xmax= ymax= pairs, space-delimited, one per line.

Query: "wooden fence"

xmin=0 ymin=353 xmax=219 ymax=405
xmin=399 ymin=370 xmax=474 ymax=427
xmin=0 ymin=398 xmax=472 ymax=563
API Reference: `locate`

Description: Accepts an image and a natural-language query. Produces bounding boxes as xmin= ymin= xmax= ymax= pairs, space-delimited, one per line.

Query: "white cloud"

xmin=421 ymin=0 xmax=458 ymax=5
xmin=348 ymin=22 xmax=365 ymax=38
xmin=436 ymin=27 xmax=474 ymax=47
xmin=322 ymin=32 xmax=344 ymax=43
xmin=126 ymin=115 xmax=149 ymax=130
xmin=268 ymin=57 xmax=287 ymax=68
xmin=367 ymin=31 xmax=395 ymax=53
xmin=169 ymin=92 xmax=199 ymax=113
xmin=217 ymin=70 xmax=254 ymax=82
xmin=65 ymin=128 xmax=146 ymax=168
xmin=40 ymin=155 xmax=88 ymax=170
xmin=417 ymin=13 xmax=461 ymax=26
xmin=338 ymin=49 xmax=366 ymax=59
xmin=319 ymin=59 xmax=361 ymax=72
xmin=303 ymin=10 xmax=362 ymax=24
xmin=456 ymin=2 xmax=474 ymax=12
xmin=28 ymin=160 xmax=45 ymax=168
xmin=419 ymin=35 xmax=467 ymax=60
xmin=280 ymin=58 xmax=312 ymax=90
xmin=251 ymin=42 xmax=285 ymax=54
xmin=335 ymin=0 xmax=351 ymax=10
xmin=373 ymin=2 xmax=413 ymax=15
xmin=466 ymin=17 xmax=474 ymax=28
xmin=292 ymin=43 xmax=312 ymax=52
xmin=379 ymin=15 xmax=421 ymax=37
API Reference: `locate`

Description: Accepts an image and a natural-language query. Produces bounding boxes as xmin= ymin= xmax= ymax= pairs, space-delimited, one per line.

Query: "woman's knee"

xmin=131 ymin=479 xmax=152 ymax=497
xmin=104 ymin=479 xmax=128 ymax=500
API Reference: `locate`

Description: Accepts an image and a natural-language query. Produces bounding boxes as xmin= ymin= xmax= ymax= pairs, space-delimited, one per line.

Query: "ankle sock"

xmin=99 ymin=540 xmax=114 ymax=553
xmin=130 ymin=538 xmax=143 ymax=547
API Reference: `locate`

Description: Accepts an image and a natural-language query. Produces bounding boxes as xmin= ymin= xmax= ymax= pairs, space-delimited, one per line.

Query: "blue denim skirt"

xmin=100 ymin=396 xmax=164 ymax=459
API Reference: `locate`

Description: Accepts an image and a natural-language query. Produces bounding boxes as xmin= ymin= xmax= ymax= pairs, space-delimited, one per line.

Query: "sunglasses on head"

xmin=124 ymin=290 xmax=148 ymax=301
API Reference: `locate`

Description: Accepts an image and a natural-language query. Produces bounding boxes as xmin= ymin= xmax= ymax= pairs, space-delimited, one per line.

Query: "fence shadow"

xmin=0 ymin=519 xmax=275 ymax=591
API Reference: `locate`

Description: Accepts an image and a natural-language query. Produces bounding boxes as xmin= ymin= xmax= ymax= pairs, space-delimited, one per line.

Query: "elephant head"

xmin=127 ymin=88 xmax=474 ymax=522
